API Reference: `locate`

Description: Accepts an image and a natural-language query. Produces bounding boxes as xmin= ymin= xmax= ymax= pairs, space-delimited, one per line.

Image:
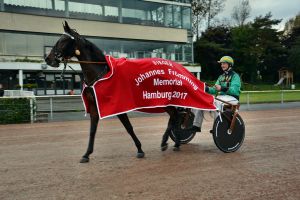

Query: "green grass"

xmin=240 ymin=90 xmax=300 ymax=104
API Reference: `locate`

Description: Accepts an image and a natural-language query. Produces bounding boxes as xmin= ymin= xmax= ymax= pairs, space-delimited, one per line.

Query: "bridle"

xmin=57 ymin=32 xmax=108 ymax=86
xmin=61 ymin=59 xmax=108 ymax=86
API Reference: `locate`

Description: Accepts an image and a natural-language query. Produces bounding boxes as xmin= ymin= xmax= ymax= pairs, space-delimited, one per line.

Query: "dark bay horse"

xmin=45 ymin=21 xmax=180 ymax=163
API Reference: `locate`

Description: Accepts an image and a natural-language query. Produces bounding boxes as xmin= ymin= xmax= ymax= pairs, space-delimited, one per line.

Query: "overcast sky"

xmin=217 ymin=0 xmax=300 ymax=30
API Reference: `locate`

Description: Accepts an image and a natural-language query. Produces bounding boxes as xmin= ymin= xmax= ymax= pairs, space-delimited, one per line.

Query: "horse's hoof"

xmin=137 ymin=152 xmax=145 ymax=158
xmin=80 ymin=157 xmax=89 ymax=163
xmin=161 ymin=143 xmax=168 ymax=151
xmin=173 ymin=146 xmax=180 ymax=151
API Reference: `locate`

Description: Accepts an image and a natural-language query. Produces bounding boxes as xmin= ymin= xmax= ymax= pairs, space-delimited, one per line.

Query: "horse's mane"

xmin=70 ymin=28 xmax=106 ymax=62
xmin=83 ymin=38 xmax=106 ymax=62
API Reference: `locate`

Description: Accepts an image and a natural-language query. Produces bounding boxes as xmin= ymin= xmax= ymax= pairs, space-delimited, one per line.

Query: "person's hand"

xmin=214 ymin=85 xmax=221 ymax=91
xmin=205 ymin=85 xmax=209 ymax=92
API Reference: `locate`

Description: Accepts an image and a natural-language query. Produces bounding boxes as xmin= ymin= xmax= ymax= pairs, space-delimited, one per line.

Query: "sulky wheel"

xmin=170 ymin=109 xmax=196 ymax=144
xmin=212 ymin=110 xmax=245 ymax=153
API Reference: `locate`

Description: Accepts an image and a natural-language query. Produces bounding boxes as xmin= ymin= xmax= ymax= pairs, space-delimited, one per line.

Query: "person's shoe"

xmin=188 ymin=126 xmax=201 ymax=133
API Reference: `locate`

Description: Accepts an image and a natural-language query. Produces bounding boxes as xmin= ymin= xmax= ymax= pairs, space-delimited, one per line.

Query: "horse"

xmin=45 ymin=21 xmax=181 ymax=163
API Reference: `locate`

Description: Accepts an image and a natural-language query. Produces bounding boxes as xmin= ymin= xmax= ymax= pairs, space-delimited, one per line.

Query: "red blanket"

xmin=82 ymin=56 xmax=216 ymax=119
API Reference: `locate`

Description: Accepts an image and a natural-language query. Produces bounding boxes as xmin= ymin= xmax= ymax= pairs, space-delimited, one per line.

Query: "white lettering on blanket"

xmin=153 ymin=78 xmax=182 ymax=86
xmin=135 ymin=69 xmax=165 ymax=86
xmin=152 ymin=60 xmax=173 ymax=67
xmin=167 ymin=69 xmax=198 ymax=90
xmin=143 ymin=91 xmax=188 ymax=100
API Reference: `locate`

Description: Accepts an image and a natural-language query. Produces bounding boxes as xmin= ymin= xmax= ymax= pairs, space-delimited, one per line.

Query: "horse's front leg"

xmin=80 ymin=110 xmax=99 ymax=163
xmin=117 ymin=114 xmax=145 ymax=158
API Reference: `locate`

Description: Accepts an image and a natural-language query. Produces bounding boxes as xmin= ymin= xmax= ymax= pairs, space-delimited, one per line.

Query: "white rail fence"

xmin=1 ymin=90 xmax=299 ymax=123
xmin=242 ymin=90 xmax=300 ymax=109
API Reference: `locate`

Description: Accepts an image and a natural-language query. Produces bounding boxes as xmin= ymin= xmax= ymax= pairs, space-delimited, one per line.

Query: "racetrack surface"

xmin=0 ymin=108 xmax=299 ymax=200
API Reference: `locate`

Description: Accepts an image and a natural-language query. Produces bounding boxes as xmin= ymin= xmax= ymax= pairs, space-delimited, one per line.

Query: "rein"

xmin=63 ymin=59 xmax=107 ymax=64
xmin=60 ymin=59 xmax=108 ymax=86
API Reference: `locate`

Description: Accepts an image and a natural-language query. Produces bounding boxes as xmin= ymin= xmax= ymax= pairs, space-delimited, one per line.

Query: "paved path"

xmin=0 ymin=108 xmax=299 ymax=200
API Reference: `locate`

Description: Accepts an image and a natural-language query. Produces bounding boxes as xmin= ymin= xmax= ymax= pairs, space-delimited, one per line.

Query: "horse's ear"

xmin=63 ymin=21 xmax=71 ymax=33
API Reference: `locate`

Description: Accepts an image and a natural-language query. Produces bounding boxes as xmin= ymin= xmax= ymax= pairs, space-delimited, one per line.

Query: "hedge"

xmin=0 ymin=98 xmax=35 ymax=124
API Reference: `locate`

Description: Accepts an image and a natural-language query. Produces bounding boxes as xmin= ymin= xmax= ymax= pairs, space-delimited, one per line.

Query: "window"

xmin=165 ymin=5 xmax=173 ymax=27
xmin=54 ymin=0 xmax=65 ymax=11
xmin=26 ymin=34 xmax=44 ymax=56
xmin=173 ymin=5 xmax=182 ymax=28
xmin=0 ymin=32 xmax=60 ymax=59
xmin=5 ymin=32 xmax=27 ymax=55
xmin=4 ymin=0 xmax=192 ymax=29
xmin=104 ymin=6 xmax=118 ymax=17
xmin=182 ymin=6 xmax=191 ymax=29
xmin=69 ymin=1 xmax=102 ymax=15
xmin=0 ymin=33 xmax=4 ymax=55
xmin=0 ymin=32 xmax=192 ymax=62
xmin=4 ymin=0 xmax=53 ymax=9
xmin=45 ymin=74 xmax=55 ymax=89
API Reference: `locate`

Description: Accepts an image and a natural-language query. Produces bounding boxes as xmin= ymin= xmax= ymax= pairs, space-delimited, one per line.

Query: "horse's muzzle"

xmin=45 ymin=55 xmax=60 ymax=68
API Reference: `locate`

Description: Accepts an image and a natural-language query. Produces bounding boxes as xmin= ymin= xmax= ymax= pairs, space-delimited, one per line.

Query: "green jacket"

xmin=206 ymin=68 xmax=241 ymax=99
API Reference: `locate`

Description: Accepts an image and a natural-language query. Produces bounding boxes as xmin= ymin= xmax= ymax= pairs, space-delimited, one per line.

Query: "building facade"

xmin=0 ymin=0 xmax=198 ymax=95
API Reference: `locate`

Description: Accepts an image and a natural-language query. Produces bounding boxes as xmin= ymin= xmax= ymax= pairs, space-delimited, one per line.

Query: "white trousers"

xmin=192 ymin=95 xmax=239 ymax=127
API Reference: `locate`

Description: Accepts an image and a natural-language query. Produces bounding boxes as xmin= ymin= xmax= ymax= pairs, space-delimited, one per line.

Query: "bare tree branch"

xmin=231 ymin=0 xmax=251 ymax=26
xmin=192 ymin=0 xmax=225 ymax=38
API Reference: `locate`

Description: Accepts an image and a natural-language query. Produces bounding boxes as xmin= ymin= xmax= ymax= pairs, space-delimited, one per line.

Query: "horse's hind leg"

xmin=161 ymin=118 xmax=172 ymax=151
xmin=117 ymin=114 xmax=145 ymax=158
xmin=164 ymin=107 xmax=181 ymax=151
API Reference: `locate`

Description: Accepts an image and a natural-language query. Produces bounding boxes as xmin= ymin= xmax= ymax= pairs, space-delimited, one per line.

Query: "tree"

xmin=231 ymin=24 xmax=258 ymax=82
xmin=252 ymin=13 xmax=286 ymax=82
xmin=192 ymin=0 xmax=207 ymax=38
xmin=194 ymin=11 xmax=290 ymax=84
xmin=287 ymin=37 xmax=300 ymax=81
xmin=231 ymin=13 xmax=286 ymax=83
xmin=207 ymin=0 xmax=225 ymax=29
xmin=231 ymin=0 xmax=251 ymax=26
xmin=283 ymin=13 xmax=300 ymax=48
xmin=283 ymin=13 xmax=300 ymax=81
xmin=284 ymin=13 xmax=300 ymax=35
xmin=192 ymin=0 xmax=226 ymax=39
xmin=194 ymin=26 xmax=232 ymax=79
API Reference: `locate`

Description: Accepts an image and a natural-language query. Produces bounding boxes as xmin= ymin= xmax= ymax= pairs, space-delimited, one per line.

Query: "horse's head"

xmin=45 ymin=21 xmax=79 ymax=67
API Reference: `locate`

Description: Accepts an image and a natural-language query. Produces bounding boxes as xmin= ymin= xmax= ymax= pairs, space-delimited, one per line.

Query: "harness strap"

xmin=60 ymin=62 xmax=68 ymax=80
xmin=61 ymin=60 xmax=108 ymax=86
xmin=63 ymin=32 xmax=75 ymax=40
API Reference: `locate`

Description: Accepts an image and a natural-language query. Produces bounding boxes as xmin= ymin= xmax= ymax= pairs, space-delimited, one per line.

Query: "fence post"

xmin=247 ymin=91 xmax=250 ymax=110
xmin=50 ymin=97 xmax=53 ymax=120
xmin=30 ymin=98 xmax=33 ymax=124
